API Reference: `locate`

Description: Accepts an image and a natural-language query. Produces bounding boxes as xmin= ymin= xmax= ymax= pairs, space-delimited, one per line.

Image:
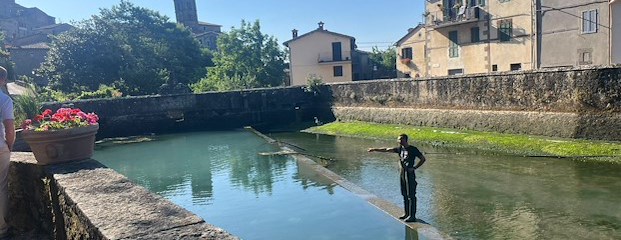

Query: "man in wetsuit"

xmin=368 ymin=134 xmax=426 ymax=222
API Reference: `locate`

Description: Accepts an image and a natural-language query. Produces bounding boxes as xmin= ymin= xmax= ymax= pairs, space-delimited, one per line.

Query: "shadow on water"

xmin=268 ymin=131 xmax=621 ymax=240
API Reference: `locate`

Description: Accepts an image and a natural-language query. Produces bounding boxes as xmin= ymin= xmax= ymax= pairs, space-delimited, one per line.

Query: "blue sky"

xmin=16 ymin=0 xmax=425 ymax=51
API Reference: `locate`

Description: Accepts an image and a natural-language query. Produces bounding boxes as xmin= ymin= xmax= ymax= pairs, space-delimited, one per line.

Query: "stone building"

xmin=7 ymin=43 xmax=49 ymax=85
xmin=0 ymin=0 xmax=59 ymax=45
xmin=0 ymin=0 xmax=72 ymax=82
xmin=173 ymin=0 xmax=222 ymax=50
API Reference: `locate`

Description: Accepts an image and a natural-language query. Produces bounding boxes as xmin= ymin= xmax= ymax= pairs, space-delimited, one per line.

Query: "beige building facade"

xmin=397 ymin=0 xmax=618 ymax=77
xmin=538 ymin=0 xmax=612 ymax=67
xmin=284 ymin=23 xmax=356 ymax=86
xmin=612 ymin=0 xmax=621 ymax=64
xmin=420 ymin=0 xmax=533 ymax=76
xmin=395 ymin=25 xmax=427 ymax=78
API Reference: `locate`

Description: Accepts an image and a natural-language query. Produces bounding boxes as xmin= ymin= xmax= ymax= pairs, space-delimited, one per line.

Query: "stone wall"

xmin=37 ymin=66 xmax=621 ymax=141
xmin=8 ymin=153 xmax=238 ymax=239
xmin=323 ymin=66 xmax=621 ymax=140
xmin=42 ymin=86 xmax=319 ymax=138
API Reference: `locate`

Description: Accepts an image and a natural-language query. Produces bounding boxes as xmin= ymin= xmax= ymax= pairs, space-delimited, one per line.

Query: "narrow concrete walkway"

xmin=246 ymin=127 xmax=452 ymax=240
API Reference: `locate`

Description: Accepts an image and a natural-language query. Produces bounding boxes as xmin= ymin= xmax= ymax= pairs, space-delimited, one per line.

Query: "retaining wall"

xmin=324 ymin=66 xmax=621 ymax=140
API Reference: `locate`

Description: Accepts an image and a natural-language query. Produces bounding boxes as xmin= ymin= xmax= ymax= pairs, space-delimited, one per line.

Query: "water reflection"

xmin=270 ymin=132 xmax=621 ymax=240
xmin=94 ymin=131 xmax=414 ymax=240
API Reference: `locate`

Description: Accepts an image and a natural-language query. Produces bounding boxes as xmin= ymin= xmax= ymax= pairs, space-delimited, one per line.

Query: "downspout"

xmin=487 ymin=5 xmax=492 ymax=72
xmin=531 ymin=0 xmax=537 ymax=69
xmin=536 ymin=0 xmax=543 ymax=68
xmin=610 ymin=1 xmax=613 ymax=65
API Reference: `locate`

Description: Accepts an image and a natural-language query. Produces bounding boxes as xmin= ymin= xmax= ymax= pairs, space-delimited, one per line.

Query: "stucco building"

xmin=396 ymin=0 xmax=620 ymax=77
xmin=537 ymin=0 xmax=615 ymax=67
xmin=397 ymin=0 xmax=534 ymax=77
xmin=283 ymin=22 xmax=371 ymax=86
xmin=173 ymin=0 xmax=222 ymax=50
xmin=395 ymin=24 xmax=427 ymax=78
xmin=613 ymin=0 xmax=621 ymax=64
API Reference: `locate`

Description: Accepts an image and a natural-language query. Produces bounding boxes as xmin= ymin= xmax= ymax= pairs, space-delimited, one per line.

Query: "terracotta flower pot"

xmin=21 ymin=124 xmax=99 ymax=165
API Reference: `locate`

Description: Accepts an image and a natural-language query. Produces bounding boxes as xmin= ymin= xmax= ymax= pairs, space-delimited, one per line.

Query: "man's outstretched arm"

xmin=368 ymin=147 xmax=394 ymax=153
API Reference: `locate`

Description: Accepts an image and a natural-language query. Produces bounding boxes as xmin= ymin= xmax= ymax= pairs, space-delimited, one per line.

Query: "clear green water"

xmin=269 ymin=132 xmax=621 ymax=240
xmin=94 ymin=131 xmax=421 ymax=240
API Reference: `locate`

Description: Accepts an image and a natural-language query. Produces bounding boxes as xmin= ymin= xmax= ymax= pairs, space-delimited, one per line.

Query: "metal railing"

xmin=317 ymin=51 xmax=352 ymax=63
xmin=426 ymin=6 xmax=481 ymax=27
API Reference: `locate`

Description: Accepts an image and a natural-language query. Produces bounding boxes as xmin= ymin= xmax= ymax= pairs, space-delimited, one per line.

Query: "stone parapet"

xmin=327 ymin=66 xmax=621 ymax=113
xmin=8 ymin=153 xmax=238 ymax=240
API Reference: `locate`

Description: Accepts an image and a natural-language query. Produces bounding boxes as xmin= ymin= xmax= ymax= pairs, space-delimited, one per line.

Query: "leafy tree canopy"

xmin=369 ymin=46 xmax=397 ymax=79
xmin=192 ymin=20 xmax=286 ymax=92
xmin=0 ymin=31 xmax=14 ymax=80
xmin=38 ymin=1 xmax=210 ymax=96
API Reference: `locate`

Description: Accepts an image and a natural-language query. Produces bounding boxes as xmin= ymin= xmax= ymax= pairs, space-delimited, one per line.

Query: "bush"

xmin=13 ymin=92 xmax=42 ymax=128
xmin=75 ymin=85 xmax=123 ymax=100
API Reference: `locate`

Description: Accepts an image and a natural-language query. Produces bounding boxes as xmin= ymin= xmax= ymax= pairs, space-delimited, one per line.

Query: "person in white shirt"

xmin=0 ymin=66 xmax=15 ymax=239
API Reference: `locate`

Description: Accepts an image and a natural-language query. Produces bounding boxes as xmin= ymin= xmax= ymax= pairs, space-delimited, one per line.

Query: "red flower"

xmin=21 ymin=108 xmax=99 ymax=132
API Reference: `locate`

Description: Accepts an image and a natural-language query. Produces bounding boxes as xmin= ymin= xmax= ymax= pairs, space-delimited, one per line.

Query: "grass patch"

xmin=304 ymin=121 xmax=621 ymax=163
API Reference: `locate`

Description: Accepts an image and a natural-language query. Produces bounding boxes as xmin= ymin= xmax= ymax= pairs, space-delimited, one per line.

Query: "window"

xmin=448 ymin=69 xmax=464 ymax=75
xmin=492 ymin=64 xmax=498 ymax=71
xmin=579 ymin=49 xmax=593 ymax=65
xmin=510 ymin=63 xmax=522 ymax=71
xmin=332 ymin=42 xmax=342 ymax=61
xmin=478 ymin=0 xmax=486 ymax=6
xmin=471 ymin=27 xmax=480 ymax=43
xmin=333 ymin=66 xmax=343 ymax=77
xmin=401 ymin=47 xmax=413 ymax=59
xmin=582 ymin=10 xmax=598 ymax=33
xmin=498 ymin=19 xmax=513 ymax=42
xmin=449 ymin=30 xmax=459 ymax=58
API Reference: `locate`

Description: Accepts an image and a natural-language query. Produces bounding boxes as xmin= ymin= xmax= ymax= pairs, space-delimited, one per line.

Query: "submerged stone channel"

xmin=269 ymin=132 xmax=621 ymax=240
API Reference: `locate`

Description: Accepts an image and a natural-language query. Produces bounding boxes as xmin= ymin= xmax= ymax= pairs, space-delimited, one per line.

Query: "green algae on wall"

xmin=305 ymin=122 xmax=621 ymax=164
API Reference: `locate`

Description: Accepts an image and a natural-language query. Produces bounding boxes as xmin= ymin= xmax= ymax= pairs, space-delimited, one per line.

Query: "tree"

xmin=369 ymin=46 xmax=397 ymax=79
xmin=38 ymin=1 xmax=209 ymax=95
xmin=0 ymin=31 xmax=14 ymax=80
xmin=192 ymin=20 xmax=286 ymax=92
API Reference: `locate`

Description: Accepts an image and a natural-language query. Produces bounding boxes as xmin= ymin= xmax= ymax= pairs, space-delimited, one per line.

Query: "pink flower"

xmin=22 ymin=108 xmax=99 ymax=132
xmin=21 ymin=119 xmax=32 ymax=130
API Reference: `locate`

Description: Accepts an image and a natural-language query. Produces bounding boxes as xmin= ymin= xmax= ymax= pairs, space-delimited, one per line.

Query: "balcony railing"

xmin=426 ymin=6 xmax=482 ymax=28
xmin=317 ymin=51 xmax=352 ymax=63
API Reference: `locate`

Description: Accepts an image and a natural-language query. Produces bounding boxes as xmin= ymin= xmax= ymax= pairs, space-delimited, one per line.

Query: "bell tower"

xmin=173 ymin=0 xmax=198 ymax=25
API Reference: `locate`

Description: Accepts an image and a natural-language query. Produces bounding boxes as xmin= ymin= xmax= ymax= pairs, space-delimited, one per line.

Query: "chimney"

xmin=292 ymin=29 xmax=298 ymax=38
xmin=318 ymin=21 xmax=324 ymax=30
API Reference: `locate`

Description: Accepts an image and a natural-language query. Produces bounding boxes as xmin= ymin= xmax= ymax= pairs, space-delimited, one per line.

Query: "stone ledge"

xmin=9 ymin=153 xmax=238 ymax=240
xmin=246 ymin=127 xmax=450 ymax=239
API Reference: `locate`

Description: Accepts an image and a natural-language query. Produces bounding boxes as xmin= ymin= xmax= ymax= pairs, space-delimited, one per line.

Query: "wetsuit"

xmin=391 ymin=145 xmax=422 ymax=219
